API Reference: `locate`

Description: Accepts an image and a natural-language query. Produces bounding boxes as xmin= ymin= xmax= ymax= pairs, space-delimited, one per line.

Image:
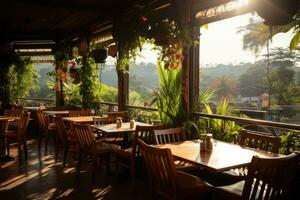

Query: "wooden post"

xmin=175 ymin=0 xmax=200 ymax=116
xmin=189 ymin=26 xmax=200 ymax=112
xmin=117 ymin=68 xmax=129 ymax=111
xmin=0 ymin=40 xmax=11 ymax=114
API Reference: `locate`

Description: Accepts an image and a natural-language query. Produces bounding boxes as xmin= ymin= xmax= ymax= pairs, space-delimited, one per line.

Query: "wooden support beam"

xmin=117 ymin=69 xmax=129 ymax=111
xmin=0 ymin=41 xmax=11 ymax=114
xmin=175 ymin=0 xmax=201 ymax=115
xmin=189 ymin=26 xmax=200 ymax=112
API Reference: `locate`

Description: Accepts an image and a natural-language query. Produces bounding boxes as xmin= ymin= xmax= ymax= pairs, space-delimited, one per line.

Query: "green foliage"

xmin=280 ymin=131 xmax=300 ymax=154
xmin=239 ymin=14 xmax=300 ymax=51
xmin=153 ymin=62 xmax=185 ymax=125
xmin=80 ymin=56 xmax=98 ymax=109
xmin=201 ymin=98 xmax=242 ymax=142
xmin=7 ymin=55 xmax=40 ymax=103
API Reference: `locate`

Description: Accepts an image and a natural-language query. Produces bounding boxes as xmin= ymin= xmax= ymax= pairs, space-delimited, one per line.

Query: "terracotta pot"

xmin=253 ymin=0 xmax=299 ymax=25
xmin=91 ymin=48 xmax=108 ymax=63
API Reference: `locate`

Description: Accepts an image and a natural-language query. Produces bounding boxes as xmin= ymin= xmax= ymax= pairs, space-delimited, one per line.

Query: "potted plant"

xmin=252 ymin=0 xmax=299 ymax=25
xmin=91 ymin=48 xmax=108 ymax=63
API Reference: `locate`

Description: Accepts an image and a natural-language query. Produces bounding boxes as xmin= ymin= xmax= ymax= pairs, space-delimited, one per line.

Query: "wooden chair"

xmin=72 ymin=123 xmax=120 ymax=178
xmin=213 ymin=153 xmax=300 ymax=200
xmin=114 ymin=125 xmax=165 ymax=183
xmin=239 ymin=130 xmax=281 ymax=153
xmin=154 ymin=127 xmax=186 ymax=144
xmin=138 ymin=139 xmax=211 ymax=200
xmin=93 ymin=116 xmax=123 ymax=145
xmin=107 ymin=111 xmax=129 ymax=122
xmin=2 ymin=112 xmax=30 ymax=162
xmin=4 ymin=109 xmax=23 ymax=131
xmin=154 ymin=127 xmax=197 ymax=170
xmin=69 ymin=109 xmax=92 ymax=117
xmin=54 ymin=116 xmax=78 ymax=167
xmin=36 ymin=109 xmax=56 ymax=154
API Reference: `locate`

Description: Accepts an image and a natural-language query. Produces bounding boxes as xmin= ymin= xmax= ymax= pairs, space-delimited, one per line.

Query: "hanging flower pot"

xmin=252 ymin=0 xmax=299 ymax=25
xmin=91 ymin=48 xmax=108 ymax=63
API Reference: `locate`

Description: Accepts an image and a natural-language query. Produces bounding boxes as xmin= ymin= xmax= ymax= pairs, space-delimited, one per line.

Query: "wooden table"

xmin=91 ymin=122 xmax=150 ymax=147
xmin=62 ymin=116 xmax=98 ymax=123
xmin=44 ymin=110 xmax=69 ymax=116
xmin=91 ymin=121 xmax=150 ymax=134
xmin=156 ymin=139 xmax=281 ymax=172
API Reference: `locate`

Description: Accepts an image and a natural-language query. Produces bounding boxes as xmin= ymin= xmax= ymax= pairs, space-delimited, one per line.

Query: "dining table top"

xmin=155 ymin=139 xmax=282 ymax=172
xmin=62 ymin=116 xmax=102 ymax=123
xmin=91 ymin=121 xmax=150 ymax=134
xmin=44 ymin=110 xmax=70 ymax=116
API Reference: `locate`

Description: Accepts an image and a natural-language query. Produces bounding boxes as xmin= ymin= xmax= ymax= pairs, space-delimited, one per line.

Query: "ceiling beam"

xmin=13 ymin=0 xmax=114 ymax=16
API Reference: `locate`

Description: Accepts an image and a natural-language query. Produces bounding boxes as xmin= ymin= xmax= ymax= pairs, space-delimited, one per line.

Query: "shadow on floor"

xmin=0 ymin=140 xmax=154 ymax=200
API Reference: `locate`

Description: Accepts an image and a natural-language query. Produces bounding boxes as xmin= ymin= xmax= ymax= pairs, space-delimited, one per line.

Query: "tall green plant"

xmin=201 ymin=98 xmax=241 ymax=142
xmin=152 ymin=62 xmax=185 ymax=125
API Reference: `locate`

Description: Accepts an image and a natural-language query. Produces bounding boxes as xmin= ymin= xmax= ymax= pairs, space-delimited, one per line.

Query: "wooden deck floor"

xmin=0 ymin=139 xmax=154 ymax=200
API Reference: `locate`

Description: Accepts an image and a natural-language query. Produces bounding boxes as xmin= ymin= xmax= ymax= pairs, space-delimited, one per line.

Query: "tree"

xmin=7 ymin=56 xmax=39 ymax=103
xmin=208 ymin=76 xmax=238 ymax=102
xmin=259 ymin=48 xmax=299 ymax=105
xmin=238 ymin=14 xmax=300 ymax=52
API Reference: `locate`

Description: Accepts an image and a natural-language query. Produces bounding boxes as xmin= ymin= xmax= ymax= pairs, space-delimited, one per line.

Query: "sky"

xmin=130 ymin=12 xmax=294 ymax=67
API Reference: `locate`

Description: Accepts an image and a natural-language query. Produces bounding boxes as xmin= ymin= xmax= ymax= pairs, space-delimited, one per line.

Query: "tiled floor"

xmin=0 ymin=139 xmax=153 ymax=200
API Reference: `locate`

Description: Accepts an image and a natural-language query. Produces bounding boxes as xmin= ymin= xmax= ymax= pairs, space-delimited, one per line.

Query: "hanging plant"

xmin=91 ymin=48 xmax=108 ymax=64
xmin=112 ymin=5 xmax=195 ymax=71
xmin=252 ymin=0 xmax=300 ymax=25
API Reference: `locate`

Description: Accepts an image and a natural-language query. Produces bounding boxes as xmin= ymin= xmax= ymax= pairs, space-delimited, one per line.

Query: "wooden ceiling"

xmin=1 ymin=0 xmax=234 ymax=51
xmin=1 ymin=0 xmax=157 ymax=42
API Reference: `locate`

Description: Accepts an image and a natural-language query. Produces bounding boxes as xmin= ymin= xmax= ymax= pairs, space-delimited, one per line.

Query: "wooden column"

xmin=117 ymin=68 xmax=129 ymax=111
xmin=176 ymin=0 xmax=200 ymax=115
xmin=0 ymin=41 xmax=11 ymax=114
xmin=189 ymin=26 xmax=200 ymax=112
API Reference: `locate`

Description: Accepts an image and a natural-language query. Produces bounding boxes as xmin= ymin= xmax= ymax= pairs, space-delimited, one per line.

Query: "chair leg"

xmin=24 ymin=140 xmax=28 ymax=160
xmin=55 ymin=142 xmax=60 ymax=162
xmin=17 ymin=143 xmax=22 ymax=163
xmin=6 ymin=139 xmax=10 ymax=157
xmin=45 ymin=132 xmax=49 ymax=154
xmin=76 ymin=151 xmax=82 ymax=179
xmin=63 ymin=145 xmax=68 ymax=167
xmin=38 ymin=129 xmax=42 ymax=153
xmin=131 ymin=160 xmax=136 ymax=184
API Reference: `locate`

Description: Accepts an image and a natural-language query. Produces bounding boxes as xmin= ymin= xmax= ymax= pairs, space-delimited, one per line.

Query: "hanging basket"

xmin=91 ymin=48 xmax=108 ymax=63
xmin=253 ymin=0 xmax=299 ymax=25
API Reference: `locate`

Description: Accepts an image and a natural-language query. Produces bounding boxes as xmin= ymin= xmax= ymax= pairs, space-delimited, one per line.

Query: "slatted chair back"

xmin=4 ymin=109 xmax=23 ymax=129
xmin=242 ymin=153 xmax=300 ymax=200
xmin=72 ymin=123 xmax=96 ymax=152
xmin=138 ymin=139 xmax=177 ymax=200
xmin=133 ymin=125 xmax=165 ymax=158
xmin=107 ymin=111 xmax=129 ymax=122
xmin=16 ymin=112 xmax=30 ymax=139
xmin=93 ymin=116 xmax=114 ymax=126
xmin=239 ymin=130 xmax=281 ymax=153
xmin=11 ymin=105 xmax=23 ymax=111
xmin=36 ymin=109 xmax=48 ymax=131
xmin=54 ymin=116 xmax=68 ymax=144
xmin=69 ymin=109 xmax=92 ymax=117
xmin=154 ymin=127 xmax=185 ymax=145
